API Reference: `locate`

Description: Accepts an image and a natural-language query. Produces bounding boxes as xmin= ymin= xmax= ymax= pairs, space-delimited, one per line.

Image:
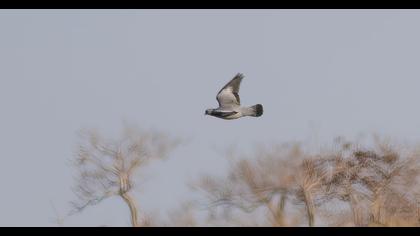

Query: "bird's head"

xmin=205 ymin=109 xmax=213 ymax=115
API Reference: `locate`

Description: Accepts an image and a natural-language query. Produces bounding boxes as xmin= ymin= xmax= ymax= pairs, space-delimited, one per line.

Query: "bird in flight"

xmin=205 ymin=73 xmax=263 ymax=120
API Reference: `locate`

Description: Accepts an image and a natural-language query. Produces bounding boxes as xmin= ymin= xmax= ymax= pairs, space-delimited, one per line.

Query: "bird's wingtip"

xmin=235 ymin=73 xmax=244 ymax=79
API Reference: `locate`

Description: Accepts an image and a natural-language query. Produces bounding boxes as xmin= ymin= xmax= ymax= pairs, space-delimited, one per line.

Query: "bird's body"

xmin=205 ymin=73 xmax=263 ymax=120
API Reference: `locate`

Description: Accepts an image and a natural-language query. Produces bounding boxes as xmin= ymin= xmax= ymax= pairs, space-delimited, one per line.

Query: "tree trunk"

xmin=119 ymin=174 xmax=139 ymax=227
xmin=370 ymin=194 xmax=384 ymax=225
xmin=275 ymin=194 xmax=287 ymax=226
xmin=349 ymin=193 xmax=364 ymax=226
xmin=121 ymin=191 xmax=140 ymax=227
xmin=303 ymin=190 xmax=315 ymax=227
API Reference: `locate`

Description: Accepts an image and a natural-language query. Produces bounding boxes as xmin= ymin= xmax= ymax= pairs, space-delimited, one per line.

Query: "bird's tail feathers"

xmin=249 ymin=104 xmax=263 ymax=117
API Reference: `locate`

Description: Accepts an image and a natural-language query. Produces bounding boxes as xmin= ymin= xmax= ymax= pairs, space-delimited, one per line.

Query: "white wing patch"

xmin=217 ymin=87 xmax=239 ymax=108
xmin=215 ymin=73 xmax=243 ymax=109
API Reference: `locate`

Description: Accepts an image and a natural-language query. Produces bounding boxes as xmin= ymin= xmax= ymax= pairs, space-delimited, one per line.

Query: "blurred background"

xmin=1 ymin=9 xmax=420 ymax=226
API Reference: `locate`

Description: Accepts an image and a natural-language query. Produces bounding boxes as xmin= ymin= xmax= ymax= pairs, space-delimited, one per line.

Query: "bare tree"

xmin=69 ymin=125 xmax=180 ymax=227
xmin=320 ymin=138 xmax=420 ymax=226
xmin=193 ymin=138 xmax=420 ymax=227
xmin=193 ymin=143 xmax=309 ymax=226
xmin=67 ymin=125 xmax=420 ymax=227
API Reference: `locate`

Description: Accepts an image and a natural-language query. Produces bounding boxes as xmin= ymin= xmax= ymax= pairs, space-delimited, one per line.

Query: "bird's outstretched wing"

xmin=216 ymin=73 xmax=244 ymax=108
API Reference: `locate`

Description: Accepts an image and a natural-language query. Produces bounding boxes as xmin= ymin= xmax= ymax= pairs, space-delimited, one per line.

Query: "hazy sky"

xmin=2 ymin=9 xmax=420 ymax=226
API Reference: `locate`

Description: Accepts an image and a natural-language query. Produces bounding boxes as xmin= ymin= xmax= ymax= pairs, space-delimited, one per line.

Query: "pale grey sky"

xmin=1 ymin=9 xmax=420 ymax=226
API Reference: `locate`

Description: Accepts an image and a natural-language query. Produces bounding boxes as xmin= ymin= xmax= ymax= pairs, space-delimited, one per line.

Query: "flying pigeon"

xmin=205 ymin=73 xmax=263 ymax=120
